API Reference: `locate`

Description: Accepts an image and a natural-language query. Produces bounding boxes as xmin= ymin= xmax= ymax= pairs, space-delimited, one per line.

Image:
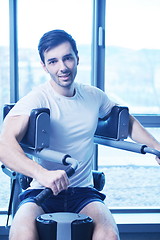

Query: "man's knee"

xmin=9 ymin=220 xmax=39 ymax=240
xmin=105 ymin=226 xmax=120 ymax=240
xmin=9 ymin=226 xmax=34 ymax=240
xmin=93 ymin=224 xmax=120 ymax=240
xmin=9 ymin=202 xmax=44 ymax=240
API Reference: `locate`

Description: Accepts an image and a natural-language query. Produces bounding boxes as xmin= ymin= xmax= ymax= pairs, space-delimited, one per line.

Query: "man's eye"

xmin=48 ymin=60 xmax=57 ymax=64
xmin=49 ymin=61 xmax=55 ymax=64
xmin=65 ymin=56 xmax=73 ymax=61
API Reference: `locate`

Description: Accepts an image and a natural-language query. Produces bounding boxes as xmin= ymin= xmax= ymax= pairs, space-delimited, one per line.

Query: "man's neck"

xmin=50 ymin=80 xmax=75 ymax=97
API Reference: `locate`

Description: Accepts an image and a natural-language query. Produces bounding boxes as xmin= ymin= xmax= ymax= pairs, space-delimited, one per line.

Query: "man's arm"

xmin=129 ymin=115 xmax=160 ymax=164
xmin=0 ymin=115 xmax=69 ymax=195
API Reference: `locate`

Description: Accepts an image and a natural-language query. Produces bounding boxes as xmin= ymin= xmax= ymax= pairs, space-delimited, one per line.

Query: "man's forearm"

xmin=129 ymin=115 xmax=160 ymax=150
xmin=0 ymin=137 xmax=47 ymax=180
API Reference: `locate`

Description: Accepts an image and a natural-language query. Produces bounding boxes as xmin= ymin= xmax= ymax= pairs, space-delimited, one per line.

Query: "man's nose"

xmin=59 ymin=60 xmax=68 ymax=71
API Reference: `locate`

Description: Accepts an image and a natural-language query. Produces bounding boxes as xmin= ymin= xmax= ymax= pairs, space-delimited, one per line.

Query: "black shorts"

xmin=19 ymin=187 xmax=106 ymax=213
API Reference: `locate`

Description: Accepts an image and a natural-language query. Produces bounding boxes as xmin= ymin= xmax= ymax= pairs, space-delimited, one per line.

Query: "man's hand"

xmin=36 ymin=169 xmax=70 ymax=195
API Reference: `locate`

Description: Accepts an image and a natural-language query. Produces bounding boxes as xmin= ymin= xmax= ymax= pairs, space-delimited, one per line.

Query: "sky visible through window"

xmin=1 ymin=0 xmax=160 ymax=50
xmin=0 ymin=0 xmax=160 ymax=209
xmin=106 ymin=0 xmax=160 ymax=50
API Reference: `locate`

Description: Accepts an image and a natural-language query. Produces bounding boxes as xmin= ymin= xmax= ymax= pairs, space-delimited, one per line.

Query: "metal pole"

xmin=9 ymin=0 xmax=19 ymax=102
xmin=92 ymin=0 xmax=106 ymax=170
xmin=91 ymin=0 xmax=106 ymax=90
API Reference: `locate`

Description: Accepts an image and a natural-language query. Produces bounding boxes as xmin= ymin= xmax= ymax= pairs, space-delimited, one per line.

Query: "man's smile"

xmin=58 ymin=72 xmax=71 ymax=80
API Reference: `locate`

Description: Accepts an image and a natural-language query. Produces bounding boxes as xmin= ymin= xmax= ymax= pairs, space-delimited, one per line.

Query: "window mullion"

xmin=9 ymin=0 xmax=19 ymax=102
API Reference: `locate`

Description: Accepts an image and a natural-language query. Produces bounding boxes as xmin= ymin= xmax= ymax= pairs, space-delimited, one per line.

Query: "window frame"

xmin=0 ymin=0 xmax=160 ymax=232
xmin=92 ymin=0 xmax=160 ymax=211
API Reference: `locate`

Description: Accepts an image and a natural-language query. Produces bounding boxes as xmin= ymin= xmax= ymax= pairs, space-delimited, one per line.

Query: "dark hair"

xmin=38 ymin=29 xmax=78 ymax=63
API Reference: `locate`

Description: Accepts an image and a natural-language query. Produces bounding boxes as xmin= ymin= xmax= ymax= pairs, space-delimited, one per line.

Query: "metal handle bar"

xmin=22 ymin=147 xmax=79 ymax=206
xmin=22 ymin=146 xmax=78 ymax=172
xmin=94 ymin=137 xmax=160 ymax=158
xmin=143 ymin=146 xmax=160 ymax=158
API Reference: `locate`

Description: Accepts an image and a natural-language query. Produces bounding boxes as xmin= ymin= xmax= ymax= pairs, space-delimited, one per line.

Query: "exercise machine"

xmin=2 ymin=104 xmax=160 ymax=240
xmin=2 ymin=104 xmax=108 ymax=240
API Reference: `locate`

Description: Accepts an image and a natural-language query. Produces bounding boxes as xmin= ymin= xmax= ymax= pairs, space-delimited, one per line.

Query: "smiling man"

xmin=42 ymin=41 xmax=79 ymax=96
xmin=1 ymin=29 xmax=160 ymax=240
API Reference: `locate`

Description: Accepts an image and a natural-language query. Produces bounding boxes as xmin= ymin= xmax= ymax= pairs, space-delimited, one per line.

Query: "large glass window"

xmin=99 ymin=128 xmax=160 ymax=207
xmin=0 ymin=0 xmax=10 ymax=123
xmin=0 ymin=0 xmax=92 ymax=210
xmin=0 ymin=0 xmax=10 ymax=209
xmin=99 ymin=0 xmax=160 ymax=208
xmin=105 ymin=0 xmax=160 ymax=114
xmin=18 ymin=0 xmax=92 ymax=98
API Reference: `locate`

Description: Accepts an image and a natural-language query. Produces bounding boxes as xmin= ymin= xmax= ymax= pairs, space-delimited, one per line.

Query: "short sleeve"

xmin=7 ymin=90 xmax=44 ymax=117
xmin=97 ymin=88 xmax=115 ymax=118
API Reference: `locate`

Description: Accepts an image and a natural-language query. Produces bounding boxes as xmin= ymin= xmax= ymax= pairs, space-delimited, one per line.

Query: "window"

xmin=17 ymin=0 xmax=92 ymax=98
xmin=0 ymin=0 xmax=10 ymax=123
xmin=0 ymin=0 xmax=92 ymax=210
xmin=105 ymin=0 xmax=160 ymax=114
xmin=0 ymin=0 xmax=10 ymax=209
xmin=99 ymin=129 xmax=160 ymax=207
xmin=99 ymin=0 xmax=160 ymax=208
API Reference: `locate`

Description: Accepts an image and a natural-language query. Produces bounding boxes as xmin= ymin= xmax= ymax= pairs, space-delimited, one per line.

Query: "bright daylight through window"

xmin=0 ymin=0 xmax=160 ymax=211
xmin=17 ymin=0 xmax=92 ymax=98
xmin=98 ymin=0 xmax=160 ymax=208
xmin=0 ymin=0 xmax=92 ymax=209
xmin=0 ymin=0 xmax=10 ymax=210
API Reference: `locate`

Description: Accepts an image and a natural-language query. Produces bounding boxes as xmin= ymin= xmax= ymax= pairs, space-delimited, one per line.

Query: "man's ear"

xmin=40 ymin=61 xmax=49 ymax=73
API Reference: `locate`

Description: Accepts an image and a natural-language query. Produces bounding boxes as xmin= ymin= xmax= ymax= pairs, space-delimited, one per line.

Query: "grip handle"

xmin=65 ymin=166 xmax=75 ymax=178
xmin=34 ymin=166 xmax=75 ymax=205
xmin=34 ymin=188 xmax=52 ymax=205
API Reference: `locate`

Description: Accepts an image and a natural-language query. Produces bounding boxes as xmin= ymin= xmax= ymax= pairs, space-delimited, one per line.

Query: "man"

xmin=0 ymin=29 xmax=160 ymax=240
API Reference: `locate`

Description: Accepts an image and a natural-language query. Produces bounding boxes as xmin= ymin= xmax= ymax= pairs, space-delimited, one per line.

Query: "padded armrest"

xmin=92 ymin=170 xmax=105 ymax=191
xmin=95 ymin=106 xmax=129 ymax=140
xmin=4 ymin=105 xmax=129 ymax=149
xmin=3 ymin=104 xmax=50 ymax=150
xmin=21 ymin=108 xmax=50 ymax=150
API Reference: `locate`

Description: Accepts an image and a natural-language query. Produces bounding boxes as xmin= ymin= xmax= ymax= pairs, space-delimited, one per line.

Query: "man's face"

xmin=42 ymin=41 xmax=79 ymax=89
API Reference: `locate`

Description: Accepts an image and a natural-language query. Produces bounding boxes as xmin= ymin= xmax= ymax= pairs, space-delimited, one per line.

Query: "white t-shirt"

xmin=8 ymin=81 xmax=115 ymax=189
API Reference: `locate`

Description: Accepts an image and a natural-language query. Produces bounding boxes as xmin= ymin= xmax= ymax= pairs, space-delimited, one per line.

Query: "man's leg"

xmin=9 ymin=202 xmax=44 ymax=240
xmin=80 ymin=201 xmax=120 ymax=240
